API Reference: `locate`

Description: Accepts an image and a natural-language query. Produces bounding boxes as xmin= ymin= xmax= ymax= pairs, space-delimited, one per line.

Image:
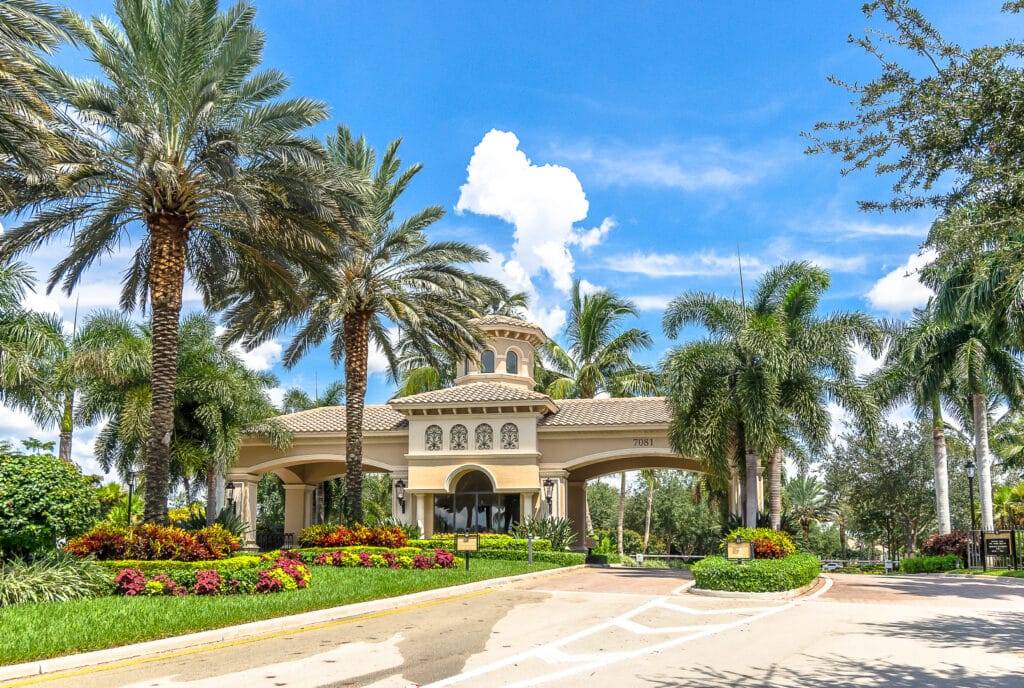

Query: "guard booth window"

xmin=433 ymin=470 xmax=519 ymax=534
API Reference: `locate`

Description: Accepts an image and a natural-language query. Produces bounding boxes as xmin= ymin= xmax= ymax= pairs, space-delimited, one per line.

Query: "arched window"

xmin=481 ymin=350 xmax=495 ymax=373
xmin=500 ymin=423 xmax=519 ymax=450
xmin=464 ymin=359 xmax=470 ymax=376
xmin=450 ymin=424 xmax=468 ymax=450
xmin=505 ymin=350 xmax=518 ymax=375
xmin=475 ymin=423 xmax=493 ymax=450
xmin=425 ymin=425 xmax=443 ymax=451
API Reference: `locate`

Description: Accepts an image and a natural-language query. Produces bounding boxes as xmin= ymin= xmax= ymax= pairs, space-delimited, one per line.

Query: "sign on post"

xmin=454 ymin=533 xmax=480 ymax=571
xmin=726 ymin=538 xmax=753 ymax=562
xmin=984 ymin=533 xmax=1012 ymax=556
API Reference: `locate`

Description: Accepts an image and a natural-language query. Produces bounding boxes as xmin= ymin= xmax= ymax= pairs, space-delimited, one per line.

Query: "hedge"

xmin=415 ymin=535 xmax=553 ymax=551
xmin=691 ymin=554 xmax=820 ymax=592
xmin=901 ymin=554 xmax=960 ymax=573
xmin=98 ymin=555 xmax=264 ymax=576
xmin=294 ymin=546 xmax=424 ymax=559
xmin=467 ymin=549 xmax=585 ymax=566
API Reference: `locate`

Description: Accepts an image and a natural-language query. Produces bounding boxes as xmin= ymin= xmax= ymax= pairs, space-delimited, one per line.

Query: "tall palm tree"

xmin=869 ymin=304 xmax=960 ymax=534
xmin=281 ymin=381 xmax=345 ymax=414
xmin=663 ymin=262 xmax=877 ymax=529
xmin=0 ymin=262 xmax=62 ymax=408
xmin=0 ymin=0 xmax=70 ymax=180
xmin=786 ymin=474 xmax=830 ymax=542
xmin=224 ymin=126 xmax=506 ymax=523
xmin=0 ymin=0 xmax=337 ymax=524
xmin=641 ymin=469 xmax=660 ymax=553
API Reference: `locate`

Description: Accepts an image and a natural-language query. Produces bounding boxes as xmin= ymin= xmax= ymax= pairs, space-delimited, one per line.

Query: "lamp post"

xmin=394 ymin=479 xmax=406 ymax=514
xmin=542 ymin=478 xmax=555 ymax=514
xmin=225 ymin=482 xmax=237 ymax=515
xmin=125 ymin=471 xmax=138 ymax=528
xmin=966 ymin=460 xmax=977 ymax=531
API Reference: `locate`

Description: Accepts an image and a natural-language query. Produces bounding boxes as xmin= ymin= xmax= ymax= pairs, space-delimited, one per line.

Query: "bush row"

xmin=98 ymin=555 xmax=264 ymax=576
xmin=467 ymin=549 xmax=585 ymax=567
xmin=901 ymin=554 xmax=960 ymax=573
xmin=722 ymin=528 xmax=797 ymax=559
xmin=416 ymin=534 xmax=553 ymax=551
xmin=921 ymin=531 xmax=971 ymax=564
xmin=312 ymin=549 xmax=459 ymax=570
xmin=113 ymin=553 xmax=310 ymax=596
xmin=65 ymin=523 xmax=240 ymax=561
xmin=298 ymin=524 xmax=407 ymax=549
xmin=691 ymin=554 xmax=820 ymax=593
xmin=295 ymin=546 xmax=424 ymax=558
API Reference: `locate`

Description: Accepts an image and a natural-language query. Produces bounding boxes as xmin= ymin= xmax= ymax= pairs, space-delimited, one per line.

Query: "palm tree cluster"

xmin=0 ymin=1 xmax=509 ymax=524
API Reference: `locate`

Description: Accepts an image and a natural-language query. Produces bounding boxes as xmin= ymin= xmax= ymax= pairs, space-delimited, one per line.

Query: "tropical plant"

xmin=0 ymin=0 xmax=338 ymax=524
xmin=640 ymin=469 xmax=660 ymax=553
xmin=662 ymin=262 xmax=878 ymax=529
xmin=223 ymin=126 xmax=505 ymax=523
xmin=785 ymin=475 xmax=830 ymax=543
xmin=511 ymin=516 xmax=576 ymax=551
xmin=280 ymin=380 xmax=345 ymax=414
xmin=0 ymin=552 xmax=110 ymax=607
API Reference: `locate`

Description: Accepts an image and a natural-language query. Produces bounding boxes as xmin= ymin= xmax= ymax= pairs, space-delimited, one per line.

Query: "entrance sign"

xmin=984 ymin=533 xmax=1012 ymax=556
xmin=726 ymin=538 xmax=753 ymax=561
xmin=455 ymin=533 xmax=479 ymax=571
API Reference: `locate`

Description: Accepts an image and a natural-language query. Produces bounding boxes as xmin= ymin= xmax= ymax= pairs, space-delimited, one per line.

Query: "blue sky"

xmin=3 ymin=1 xmax=1022 ymax=476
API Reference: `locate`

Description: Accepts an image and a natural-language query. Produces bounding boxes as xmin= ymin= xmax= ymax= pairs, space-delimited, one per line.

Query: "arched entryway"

xmin=433 ymin=470 xmax=521 ymax=534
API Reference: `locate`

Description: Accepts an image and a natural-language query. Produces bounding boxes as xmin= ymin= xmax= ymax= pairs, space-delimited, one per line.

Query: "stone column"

xmin=756 ymin=463 xmax=765 ymax=515
xmin=728 ymin=466 xmax=742 ymax=520
xmin=566 ymin=480 xmax=588 ymax=549
xmin=540 ymin=471 xmax=568 ymax=519
xmin=521 ymin=492 xmax=535 ymax=520
xmin=415 ymin=494 xmax=429 ymax=537
xmin=392 ymin=473 xmax=410 ymax=526
xmin=231 ymin=474 xmax=259 ymax=551
xmin=283 ymin=484 xmax=315 ymax=545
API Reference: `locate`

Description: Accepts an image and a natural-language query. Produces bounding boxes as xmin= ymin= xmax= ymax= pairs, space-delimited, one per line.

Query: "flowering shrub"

xmin=312 ymin=548 xmax=458 ymax=570
xmin=723 ymin=528 xmax=796 ymax=559
xmin=921 ymin=531 xmax=971 ymax=565
xmin=112 ymin=557 xmax=309 ymax=597
xmin=66 ymin=524 xmax=240 ymax=561
xmin=298 ymin=524 xmax=408 ymax=549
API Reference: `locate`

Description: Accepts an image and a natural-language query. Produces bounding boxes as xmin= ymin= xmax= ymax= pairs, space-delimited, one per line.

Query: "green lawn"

xmin=949 ymin=568 xmax=1024 ymax=578
xmin=0 ymin=560 xmax=561 ymax=666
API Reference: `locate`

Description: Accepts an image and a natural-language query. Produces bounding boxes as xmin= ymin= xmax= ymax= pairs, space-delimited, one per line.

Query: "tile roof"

xmin=273 ymin=405 xmax=407 ymax=433
xmin=474 ymin=314 xmax=545 ymax=332
xmin=540 ymin=397 xmax=672 ymax=426
xmin=389 ymin=382 xmax=554 ymax=406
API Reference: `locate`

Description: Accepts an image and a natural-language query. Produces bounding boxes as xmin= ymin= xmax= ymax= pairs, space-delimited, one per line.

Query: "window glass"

xmin=481 ymin=350 xmax=495 ymax=373
xmin=505 ymin=350 xmax=518 ymax=374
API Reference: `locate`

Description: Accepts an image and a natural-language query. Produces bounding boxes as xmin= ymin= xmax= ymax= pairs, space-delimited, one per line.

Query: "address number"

xmin=633 ymin=438 xmax=654 ymax=447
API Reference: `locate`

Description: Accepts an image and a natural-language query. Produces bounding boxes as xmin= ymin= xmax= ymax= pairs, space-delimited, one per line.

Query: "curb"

xmin=687 ymin=575 xmax=824 ymax=600
xmin=0 ymin=564 xmax=585 ymax=683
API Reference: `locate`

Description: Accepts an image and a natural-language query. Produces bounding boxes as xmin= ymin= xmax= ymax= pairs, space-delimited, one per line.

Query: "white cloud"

xmin=231 ymin=339 xmax=281 ymax=372
xmin=473 ymin=244 xmax=568 ymax=336
xmin=630 ymin=295 xmax=673 ymax=312
xmin=837 ymin=221 xmax=928 ymax=239
xmin=266 ymin=387 xmax=286 ymax=409
xmin=553 ymin=139 xmax=788 ymax=192
xmin=456 ymin=130 xmax=612 ymax=293
xmin=577 ymin=279 xmax=601 ymax=296
xmin=608 ymin=250 xmax=762 ymax=278
xmin=865 ymin=250 xmax=936 ymax=313
xmin=852 ymin=342 xmax=884 ymax=378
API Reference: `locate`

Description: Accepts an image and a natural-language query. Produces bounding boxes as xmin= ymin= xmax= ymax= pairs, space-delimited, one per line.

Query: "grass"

xmin=0 ymin=559 xmax=560 ymax=666
xmin=948 ymin=568 xmax=1024 ymax=578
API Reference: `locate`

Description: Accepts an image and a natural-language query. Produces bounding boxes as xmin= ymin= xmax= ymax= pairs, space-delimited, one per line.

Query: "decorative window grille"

xmin=450 ymin=424 xmax=468 ymax=450
xmin=475 ymin=423 xmax=493 ymax=450
xmin=500 ymin=423 xmax=519 ymax=450
xmin=425 ymin=425 xmax=443 ymax=451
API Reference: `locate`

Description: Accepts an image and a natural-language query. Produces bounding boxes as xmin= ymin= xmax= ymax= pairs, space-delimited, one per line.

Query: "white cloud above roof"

xmin=865 ymin=250 xmax=936 ymax=313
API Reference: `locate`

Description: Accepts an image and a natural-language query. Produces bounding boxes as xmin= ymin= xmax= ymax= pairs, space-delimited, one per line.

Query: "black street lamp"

xmin=542 ymin=478 xmax=555 ymax=512
xmin=966 ymin=460 xmax=977 ymax=531
xmin=225 ymin=482 xmax=237 ymax=515
xmin=125 ymin=470 xmax=139 ymax=528
xmin=394 ymin=479 xmax=406 ymax=514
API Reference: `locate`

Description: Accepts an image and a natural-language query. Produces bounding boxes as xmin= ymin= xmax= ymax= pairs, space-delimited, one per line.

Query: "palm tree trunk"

xmin=617 ymin=472 xmax=626 ymax=557
xmin=643 ymin=474 xmax=654 ymax=552
xmin=839 ymin=516 xmax=848 ymax=559
xmin=205 ymin=463 xmax=217 ymax=527
xmin=745 ymin=449 xmax=759 ymax=527
xmin=973 ymin=393 xmax=995 ymax=531
xmin=58 ymin=393 xmax=73 ymax=463
xmin=584 ymin=481 xmax=593 ymax=535
xmin=769 ymin=446 xmax=783 ymax=531
xmin=343 ymin=311 xmax=371 ymax=525
xmin=931 ymin=395 xmax=951 ymax=535
xmin=144 ymin=217 xmax=187 ymax=525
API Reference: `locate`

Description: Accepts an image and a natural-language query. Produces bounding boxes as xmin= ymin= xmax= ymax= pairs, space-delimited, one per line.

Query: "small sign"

xmin=454 ymin=534 xmax=480 ymax=552
xmin=726 ymin=539 xmax=754 ymax=560
xmin=984 ymin=533 xmax=1012 ymax=557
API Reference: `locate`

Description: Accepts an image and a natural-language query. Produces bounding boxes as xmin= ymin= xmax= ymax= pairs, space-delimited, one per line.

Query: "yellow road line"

xmin=2 ymin=587 xmax=498 ymax=688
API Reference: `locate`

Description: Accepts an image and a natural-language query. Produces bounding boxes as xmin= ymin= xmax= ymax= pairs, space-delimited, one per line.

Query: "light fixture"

xmin=225 ymin=481 xmax=237 ymax=515
xmin=395 ymin=479 xmax=406 ymax=514
xmin=965 ymin=461 xmax=977 ymax=531
xmin=542 ymin=478 xmax=555 ymax=511
xmin=125 ymin=470 xmax=140 ymax=528
xmin=965 ymin=460 xmax=975 ymax=480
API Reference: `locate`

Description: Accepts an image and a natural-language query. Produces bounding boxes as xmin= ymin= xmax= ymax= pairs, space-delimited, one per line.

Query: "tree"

xmin=785 ymin=475 xmax=830 ymax=543
xmin=640 ymin=469 xmax=659 ymax=553
xmin=869 ymin=305 xmax=959 ymax=534
xmin=662 ymin=262 xmax=877 ymax=528
xmin=0 ymin=441 xmax=99 ymax=558
xmin=224 ymin=127 xmax=505 ymax=523
xmin=281 ymin=381 xmax=345 ymax=414
xmin=0 ymin=0 xmax=336 ymax=524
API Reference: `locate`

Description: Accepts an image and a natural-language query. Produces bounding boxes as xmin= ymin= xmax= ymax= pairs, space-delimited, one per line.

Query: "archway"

xmin=433 ymin=469 xmax=520 ymax=534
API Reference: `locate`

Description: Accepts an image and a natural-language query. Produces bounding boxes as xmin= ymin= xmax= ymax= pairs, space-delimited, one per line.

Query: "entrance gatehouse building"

xmin=231 ymin=315 xmax=758 ymax=548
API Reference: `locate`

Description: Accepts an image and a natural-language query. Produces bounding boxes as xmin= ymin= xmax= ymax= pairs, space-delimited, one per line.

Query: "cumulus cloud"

xmin=865 ymin=250 xmax=936 ymax=313
xmin=456 ymin=130 xmax=613 ymax=294
xmin=630 ymin=294 xmax=673 ymax=312
xmin=608 ymin=250 xmax=762 ymax=278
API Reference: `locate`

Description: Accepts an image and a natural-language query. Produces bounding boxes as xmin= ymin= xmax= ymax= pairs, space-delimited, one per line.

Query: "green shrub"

xmin=691 ymin=554 xmax=820 ymax=592
xmin=901 ymin=554 xmax=960 ymax=573
xmin=591 ymin=528 xmax=645 ymax=555
xmin=418 ymin=535 xmax=553 ymax=551
xmin=0 ymin=448 xmax=100 ymax=558
xmin=0 ymin=552 xmax=110 ymax=606
xmin=468 ymin=549 xmax=585 ymax=567
xmin=297 ymin=546 xmax=424 ymax=558
xmin=97 ymin=555 xmax=264 ymax=576
xmin=298 ymin=524 xmax=407 ymax=549
xmin=65 ymin=523 xmax=240 ymax=561
xmin=510 ymin=516 xmax=576 ymax=550
xmin=722 ymin=528 xmax=797 ymax=559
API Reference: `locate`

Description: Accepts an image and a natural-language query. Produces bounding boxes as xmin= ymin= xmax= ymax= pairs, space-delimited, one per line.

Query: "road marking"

xmin=0 ymin=588 xmax=497 ymax=688
xmin=424 ymin=577 xmax=834 ymax=688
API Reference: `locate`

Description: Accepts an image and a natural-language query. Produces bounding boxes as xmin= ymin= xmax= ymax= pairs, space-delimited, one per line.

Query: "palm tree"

xmin=281 ymin=380 xmax=345 ymax=414
xmin=869 ymin=305 xmax=960 ymax=534
xmin=786 ymin=474 xmax=830 ymax=542
xmin=663 ymin=262 xmax=876 ymax=528
xmin=0 ymin=0 xmax=70 ymax=180
xmin=0 ymin=262 xmax=62 ymax=408
xmin=0 ymin=0 xmax=337 ymax=524
xmin=641 ymin=469 xmax=660 ymax=553
xmin=224 ymin=126 xmax=506 ymax=523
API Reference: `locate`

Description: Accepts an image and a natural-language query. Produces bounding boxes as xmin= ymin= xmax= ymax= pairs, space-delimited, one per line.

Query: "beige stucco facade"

xmin=232 ymin=315 xmax=755 ymax=548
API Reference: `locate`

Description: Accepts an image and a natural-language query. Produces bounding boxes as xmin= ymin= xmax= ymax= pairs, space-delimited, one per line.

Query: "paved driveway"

xmin=5 ymin=570 xmax=1024 ymax=687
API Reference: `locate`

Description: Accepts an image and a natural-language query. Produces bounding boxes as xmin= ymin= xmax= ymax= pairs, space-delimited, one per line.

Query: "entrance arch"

xmin=433 ymin=469 xmax=520 ymax=534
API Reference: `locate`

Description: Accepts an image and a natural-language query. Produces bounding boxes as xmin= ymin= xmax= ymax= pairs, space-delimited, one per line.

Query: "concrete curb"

xmin=0 ymin=564 xmax=585 ymax=683
xmin=687 ymin=575 xmax=823 ymax=601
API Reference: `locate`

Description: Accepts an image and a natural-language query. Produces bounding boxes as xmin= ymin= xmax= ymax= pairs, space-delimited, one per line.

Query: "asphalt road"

xmin=7 ymin=569 xmax=1024 ymax=687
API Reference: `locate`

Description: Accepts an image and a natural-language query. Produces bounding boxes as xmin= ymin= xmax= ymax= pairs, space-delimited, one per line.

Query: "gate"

xmin=965 ymin=530 xmax=1020 ymax=570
